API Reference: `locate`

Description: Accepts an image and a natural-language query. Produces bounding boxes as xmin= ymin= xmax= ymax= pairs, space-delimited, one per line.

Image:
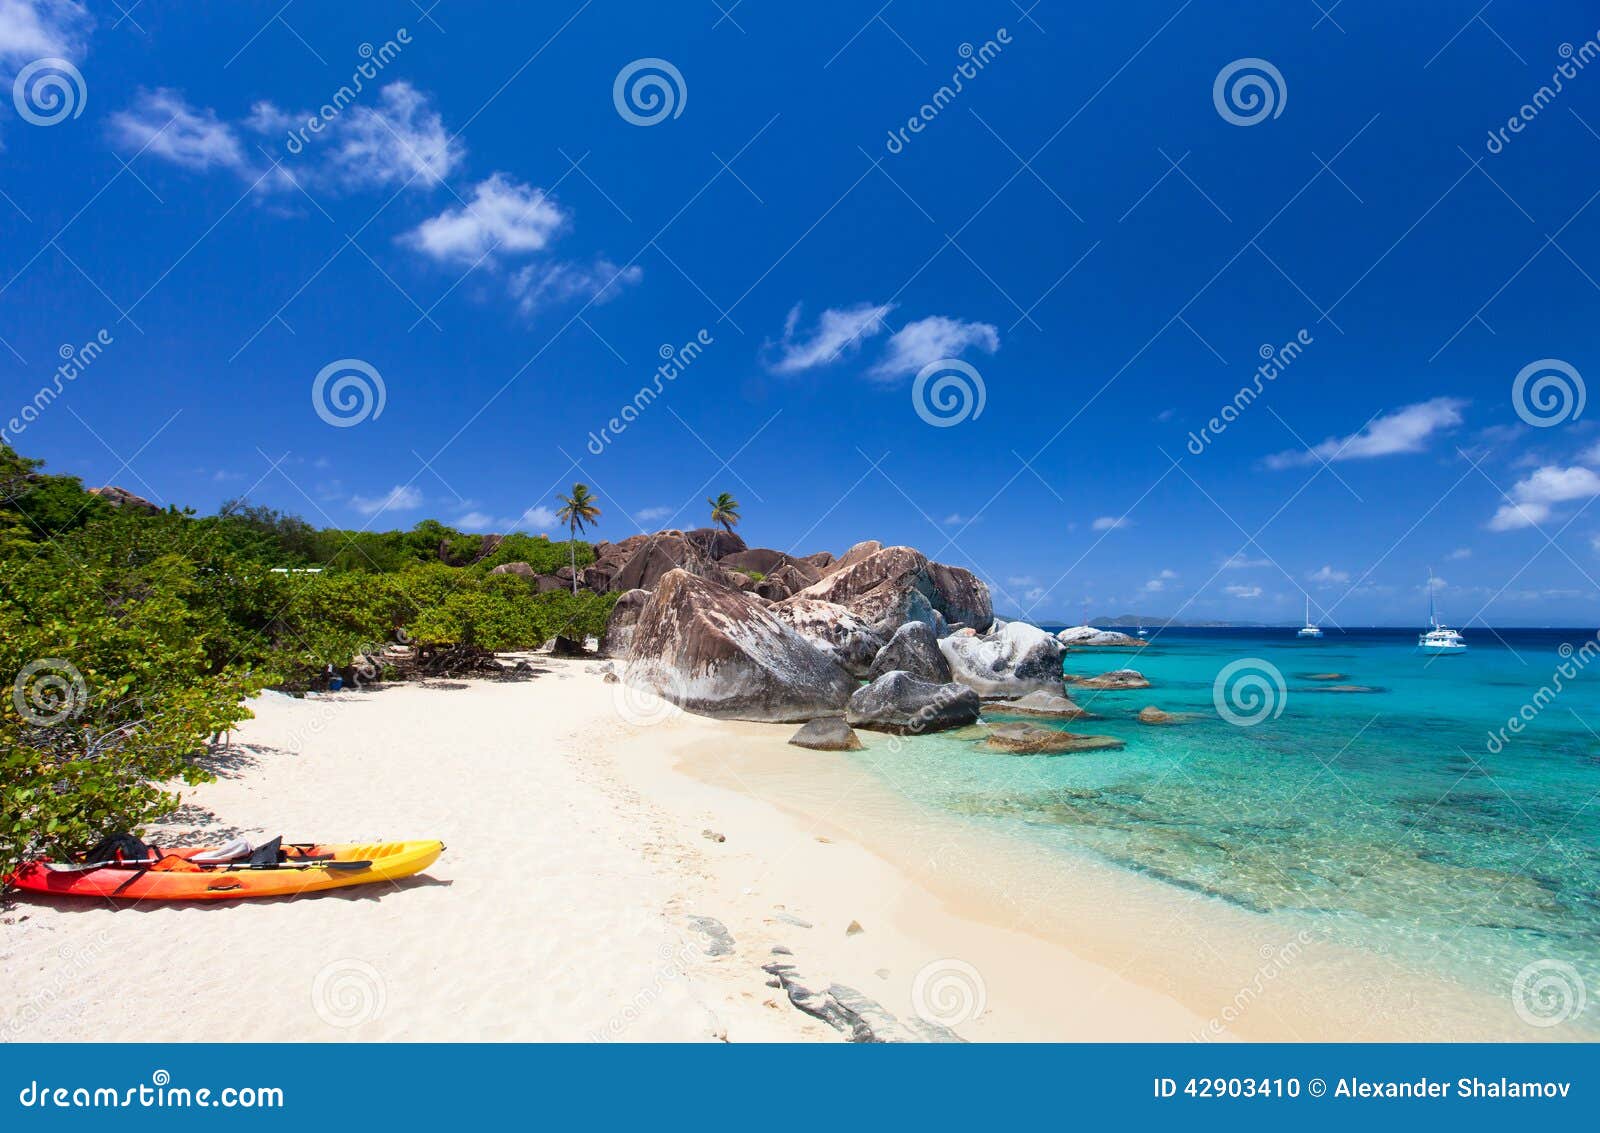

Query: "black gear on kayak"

xmin=82 ymin=833 xmax=154 ymax=864
xmin=247 ymin=836 xmax=283 ymax=868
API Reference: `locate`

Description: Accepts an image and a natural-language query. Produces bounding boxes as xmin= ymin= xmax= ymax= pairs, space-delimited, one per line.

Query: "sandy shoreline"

xmin=0 ymin=662 xmax=1555 ymax=1042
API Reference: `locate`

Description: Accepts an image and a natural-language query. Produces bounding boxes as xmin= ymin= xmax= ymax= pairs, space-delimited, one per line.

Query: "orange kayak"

xmin=8 ymin=840 xmax=443 ymax=901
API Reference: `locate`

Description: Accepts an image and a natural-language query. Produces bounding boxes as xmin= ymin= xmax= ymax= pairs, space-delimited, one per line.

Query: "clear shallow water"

xmin=855 ymin=627 xmax=1600 ymax=1033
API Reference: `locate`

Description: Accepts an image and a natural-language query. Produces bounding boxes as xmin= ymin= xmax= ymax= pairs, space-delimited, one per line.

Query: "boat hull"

xmin=8 ymin=840 xmax=444 ymax=901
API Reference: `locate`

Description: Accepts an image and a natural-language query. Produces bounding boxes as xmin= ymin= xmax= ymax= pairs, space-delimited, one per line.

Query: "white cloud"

xmin=509 ymin=257 xmax=640 ymax=314
xmin=1142 ymin=568 xmax=1178 ymax=592
xmin=351 ymin=484 xmax=423 ymax=516
xmin=513 ymin=505 xmax=559 ymax=530
xmin=407 ymin=173 xmax=567 ymax=264
xmin=1308 ymin=565 xmax=1349 ymax=585
xmin=454 ymin=511 xmax=494 ymax=531
xmin=943 ymin=512 xmax=980 ymax=526
xmin=320 ymin=81 xmax=464 ymax=190
xmin=1225 ymin=584 xmax=1263 ymax=599
xmin=1221 ymin=553 xmax=1271 ymax=569
xmin=636 ymin=506 xmax=673 ymax=522
xmin=1488 ymin=464 xmax=1600 ymax=531
xmin=1426 ymin=574 xmax=1447 ymax=592
xmin=108 ymin=88 xmax=246 ymax=171
xmin=1265 ymin=397 xmax=1466 ymax=469
xmin=0 ymin=0 xmax=91 ymax=65
xmin=1025 ymin=586 xmax=1046 ymax=601
xmin=870 ymin=315 xmax=1000 ymax=380
xmin=1092 ymin=516 xmax=1131 ymax=531
xmin=1006 ymin=575 xmax=1036 ymax=587
xmin=1446 ymin=547 xmax=1471 ymax=560
xmin=768 ymin=301 xmax=894 ymax=374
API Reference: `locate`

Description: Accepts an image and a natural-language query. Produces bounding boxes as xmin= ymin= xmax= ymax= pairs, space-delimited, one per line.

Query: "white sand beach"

xmin=0 ymin=661 xmax=1543 ymax=1043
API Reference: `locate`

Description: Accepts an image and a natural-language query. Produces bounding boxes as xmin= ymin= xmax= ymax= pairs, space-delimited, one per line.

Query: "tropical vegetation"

xmin=0 ymin=445 xmax=615 ymax=878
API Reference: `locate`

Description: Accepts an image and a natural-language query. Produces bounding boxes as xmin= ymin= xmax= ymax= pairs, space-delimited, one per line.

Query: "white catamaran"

xmin=1297 ymin=595 xmax=1323 ymax=638
xmin=1418 ymin=569 xmax=1466 ymax=653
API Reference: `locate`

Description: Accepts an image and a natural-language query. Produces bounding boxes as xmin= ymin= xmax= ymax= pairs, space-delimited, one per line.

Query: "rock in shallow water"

xmin=845 ymin=670 xmax=981 ymax=735
xmin=1065 ymin=668 xmax=1150 ymax=690
xmin=982 ymin=690 xmax=1093 ymax=718
xmin=938 ymin=621 xmax=1067 ymax=697
xmin=982 ymin=722 xmax=1125 ymax=754
xmin=788 ymin=716 xmax=864 ymax=751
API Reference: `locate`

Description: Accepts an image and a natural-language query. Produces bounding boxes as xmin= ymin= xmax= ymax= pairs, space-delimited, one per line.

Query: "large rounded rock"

xmin=927 ymin=562 xmax=991 ymax=631
xmin=625 ymin=570 xmax=853 ymax=722
xmin=489 ymin=561 xmax=535 ymax=577
xmin=845 ymin=671 xmax=980 ymax=735
xmin=1057 ymin=625 xmax=1146 ymax=648
xmin=788 ymin=717 xmax=864 ymax=751
xmin=938 ymin=621 xmax=1066 ymax=697
xmin=610 ymin=533 xmax=712 ymax=592
xmin=719 ymin=548 xmax=790 ymax=574
xmin=794 ymin=546 xmax=994 ymax=635
xmin=771 ymin=598 xmax=885 ymax=678
xmin=601 ymin=588 xmax=652 ymax=658
xmin=683 ymin=527 xmax=746 ymax=560
xmin=867 ymin=621 xmax=952 ymax=684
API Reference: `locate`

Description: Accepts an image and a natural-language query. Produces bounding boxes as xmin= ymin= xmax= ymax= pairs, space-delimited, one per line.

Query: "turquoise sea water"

xmin=857 ymin=627 xmax=1600 ymax=1033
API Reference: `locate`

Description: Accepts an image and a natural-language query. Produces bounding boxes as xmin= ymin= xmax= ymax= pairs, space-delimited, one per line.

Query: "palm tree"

xmin=556 ymin=483 xmax=601 ymax=594
xmin=707 ymin=491 xmax=741 ymax=536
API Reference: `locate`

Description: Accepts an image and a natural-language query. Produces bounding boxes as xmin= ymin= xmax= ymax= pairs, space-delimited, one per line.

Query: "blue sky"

xmin=4 ymin=1 xmax=1600 ymax=626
